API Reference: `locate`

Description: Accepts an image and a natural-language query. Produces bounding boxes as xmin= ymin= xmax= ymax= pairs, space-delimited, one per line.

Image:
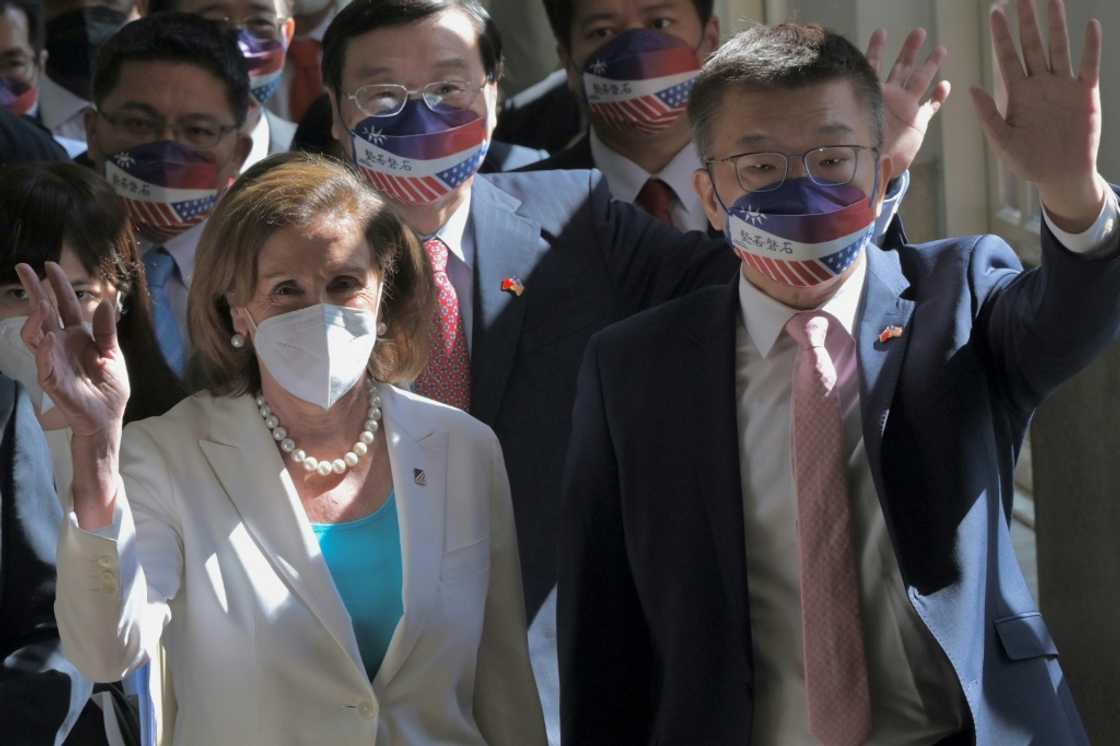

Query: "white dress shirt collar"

xmin=588 ymin=129 xmax=708 ymax=230
xmin=737 ymin=253 xmax=867 ymax=358
xmin=429 ymin=190 xmax=473 ymax=266
xmin=242 ymin=111 xmax=271 ymax=173
xmin=38 ymin=74 xmax=90 ymax=134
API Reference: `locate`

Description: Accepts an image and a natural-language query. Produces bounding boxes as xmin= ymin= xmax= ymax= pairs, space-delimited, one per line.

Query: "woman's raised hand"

xmin=16 ymin=262 xmax=130 ymax=438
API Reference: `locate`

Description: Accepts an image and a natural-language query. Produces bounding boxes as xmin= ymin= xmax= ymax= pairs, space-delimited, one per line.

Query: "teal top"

xmin=311 ymin=491 xmax=404 ymax=682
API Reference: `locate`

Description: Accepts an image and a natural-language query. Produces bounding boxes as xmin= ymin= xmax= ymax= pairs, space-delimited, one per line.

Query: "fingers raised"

xmin=1078 ymin=18 xmax=1102 ymax=86
xmin=1017 ymin=0 xmax=1049 ymax=75
xmin=15 ymin=263 xmax=61 ymax=341
xmin=887 ymin=28 xmax=925 ymax=86
xmin=865 ymin=28 xmax=886 ymax=75
xmin=969 ymin=85 xmax=1012 ymax=152
xmin=91 ymin=298 xmax=118 ymax=357
xmin=45 ymin=261 xmax=84 ymax=329
xmin=1047 ymin=0 xmax=1073 ymax=76
xmin=906 ymin=43 xmax=949 ymax=97
xmin=991 ymin=7 xmax=1027 ymax=84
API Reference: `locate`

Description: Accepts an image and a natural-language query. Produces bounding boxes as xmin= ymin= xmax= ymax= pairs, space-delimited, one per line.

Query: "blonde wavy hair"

xmin=187 ymin=152 xmax=435 ymax=396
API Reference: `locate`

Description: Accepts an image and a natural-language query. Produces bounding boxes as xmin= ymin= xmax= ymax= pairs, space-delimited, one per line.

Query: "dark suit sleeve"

xmin=0 ymin=382 xmax=87 ymax=742
xmin=590 ymin=172 xmax=738 ymax=314
xmin=558 ymin=334 xmax=655 ymax=745
xmin=973 ymin=188 xmax=1120 ymax=414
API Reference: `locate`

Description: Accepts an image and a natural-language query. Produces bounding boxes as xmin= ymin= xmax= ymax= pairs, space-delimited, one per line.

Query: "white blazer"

xmin=55 ymin=384 xmax=546 ymax=746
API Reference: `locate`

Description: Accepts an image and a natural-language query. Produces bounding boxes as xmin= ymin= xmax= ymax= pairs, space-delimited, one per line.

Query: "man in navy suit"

xmin=320 ymin=2 xmax=947 ymax=742
xmin=559 ymin=2 xmax=1116 ymax=744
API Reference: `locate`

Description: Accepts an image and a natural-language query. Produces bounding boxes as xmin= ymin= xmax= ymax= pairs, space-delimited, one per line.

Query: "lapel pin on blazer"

xmin=878 ymin=325 xmax=904 ymax=344
xmin=500 ymin=277 xmax=525 ymax=297
xmin=413 ymin=468 xmax=426 ymax=486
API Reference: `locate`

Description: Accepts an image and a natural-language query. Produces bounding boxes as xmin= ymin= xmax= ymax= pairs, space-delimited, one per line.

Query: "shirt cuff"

xmin=69 ymin=490 xmax=125 ymax=539
xmin=1042 ymin=184 xmax=1119 ymax=254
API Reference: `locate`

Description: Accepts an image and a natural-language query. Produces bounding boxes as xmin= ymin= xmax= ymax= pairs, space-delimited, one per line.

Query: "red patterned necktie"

xmin=415 ymin=238 xmax=471 ymax=410
xmin=635 ymin=177 xmax=675 ymax=226
xmin=786 ymin=311 xmax=871 ymax=746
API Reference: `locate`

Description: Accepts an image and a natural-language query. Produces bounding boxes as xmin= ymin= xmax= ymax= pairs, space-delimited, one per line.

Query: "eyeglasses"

xmin=97 ymin=109 xmax=238 ymax=150
xmin=207 ymin=14 xmax=288 ymax=42
xmin=347 ymin=78 xmax=490 ymax=118
xmin=705 ymin=145 xmax=879 ymax=194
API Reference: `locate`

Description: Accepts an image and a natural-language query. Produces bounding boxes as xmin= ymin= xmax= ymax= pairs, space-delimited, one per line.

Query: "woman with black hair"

xmin=0 ymin=161 xmax=186 ymax=499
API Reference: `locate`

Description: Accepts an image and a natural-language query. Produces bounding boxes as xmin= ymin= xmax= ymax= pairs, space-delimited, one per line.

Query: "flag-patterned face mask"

xmin=582 ymin=29 xmax=700 ymax=134
xmin=239 ymin=30 xmax=286 ymax=106
xmin=0 ymin=78 xmax=38 ymax=117
xmin=103 ymin=140 xmax=222 ymax=244
xmin=723 ymin=178 xmax=878 ymax=288
xmin=350 ymin=101 xmax=489 ymax=206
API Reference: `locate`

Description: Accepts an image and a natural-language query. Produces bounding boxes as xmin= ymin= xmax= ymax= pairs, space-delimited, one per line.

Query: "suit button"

xmin=97 ymin=555 xmax=114 ymax=569
xmin=357 ymin=702 xmax=375 ymax=720
xmin=100 ymin=570 xmax=116 ymax=583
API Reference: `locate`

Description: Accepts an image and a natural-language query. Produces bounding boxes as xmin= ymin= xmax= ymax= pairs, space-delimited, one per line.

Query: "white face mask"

xmin=0 ymin=315 xmax=55 ymax=413
xmin=249 ymin=303 xmax=378 ymax=410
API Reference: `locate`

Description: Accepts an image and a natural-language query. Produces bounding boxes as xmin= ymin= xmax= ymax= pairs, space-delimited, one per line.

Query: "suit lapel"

xmin=469 ymin=176 xmax=548 ymax=424
xmin=373 ymin=387 xmax=446 ymax=687
xmin=198 ymin=395 xmax=366 ymax=676
xmin=858 ymin=247 xmax=916 ymax=500
xmin=685 ymin=281 xmax=753 ymax=668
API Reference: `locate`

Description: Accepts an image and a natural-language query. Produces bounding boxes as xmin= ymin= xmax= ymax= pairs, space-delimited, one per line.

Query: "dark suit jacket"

xmin=517 ymin=132 xmax=593 ymax=172
xmin=494 ymin=69 xmax=584 ymax=154
xmin=559 ymin=216 xmax=1120 ymax=744
xmin=465 ymin=170 xmax=736 ymax=615
xmin=0 ymin=379 xmax=139 ymax=745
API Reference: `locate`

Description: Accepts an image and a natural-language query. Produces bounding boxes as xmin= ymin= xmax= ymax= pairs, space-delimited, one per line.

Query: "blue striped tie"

xmin=143 ymin=248 xmax=186 ymax=376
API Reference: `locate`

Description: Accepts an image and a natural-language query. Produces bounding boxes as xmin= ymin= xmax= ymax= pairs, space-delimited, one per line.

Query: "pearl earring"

xmin=230 ymin=333 xmax=246 ymax=349
xmin=377 ymin=321 xmax=388 ymax=336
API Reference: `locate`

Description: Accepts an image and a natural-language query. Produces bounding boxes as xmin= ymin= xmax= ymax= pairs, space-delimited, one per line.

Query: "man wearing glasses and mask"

xmin=559 ymin=4 xmax=1117 ymax=744
xmin=84 ymin=13 xmax=251 ymax=376
xmin=321 ymin=2 xmax=948 ymax=743
xmin=147 ymin=0 xmax=297 ymax=171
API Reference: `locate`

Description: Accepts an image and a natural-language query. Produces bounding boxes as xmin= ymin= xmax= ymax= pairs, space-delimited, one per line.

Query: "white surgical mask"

xmin=0 ymin=315 xmax=55 ymax=413
xmin=249 ymin=303 xmax=378 ymax=410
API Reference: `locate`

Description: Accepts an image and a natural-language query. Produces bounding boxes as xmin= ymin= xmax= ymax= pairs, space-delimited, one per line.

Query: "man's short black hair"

xmin=92 ymin=13 xmax=250 ymax=127
xmin=322 ymin=0 xmax=502 ymax=97
xmin=146 ymin=0 xmax=295 ymax=20
xmin=0 ymin=0 xmax=44 ymax=56
xmin=542 ymin=0 xmax=714 ymax=51
xmin=688 ymin=23 xmax=884 ymax=159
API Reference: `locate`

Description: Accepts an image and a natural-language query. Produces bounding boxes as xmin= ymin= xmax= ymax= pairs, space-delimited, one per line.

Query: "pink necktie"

xmin=415 ymin=238 xmax=471 ymax=410
xmin=786 ymin=311 xmax=871 ymax=746
xmin=635 ymin=177 xmax=675 ymax=226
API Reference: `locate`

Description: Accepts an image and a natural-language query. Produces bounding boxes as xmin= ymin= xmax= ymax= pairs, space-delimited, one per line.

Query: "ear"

xmin=326 ymin=88 xmax=352 ymax=158
xmin=229 ymin=304 xmax=251 ymax=338
xmin=872 ymin=153 xmax=894 ymax=217
xmin=281 ymin=17 xmax=295 ymax=46
xmin=230 ymin=131 xmax=253 ymax=173
xmin=693 ymin=167 xmax=726 ymax=232
xmin=83 ymin=108 xmax=104 ymax=167
xmin=558 ymin=43 xmax=581 ymax=97
xmin=700 ymin=15 xmax=721 ymax=59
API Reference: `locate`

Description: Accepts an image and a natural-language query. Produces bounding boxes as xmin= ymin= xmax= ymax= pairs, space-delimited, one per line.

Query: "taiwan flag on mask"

xmin=583 ymin=29 xmax=700 ymax=134
xmin=239 ymin=30 xmax=286 ymax=105
xmin=350 ymin=103 xmax=489 ymax=206
xmin=103 ymin=141 xmax=221 ymax=244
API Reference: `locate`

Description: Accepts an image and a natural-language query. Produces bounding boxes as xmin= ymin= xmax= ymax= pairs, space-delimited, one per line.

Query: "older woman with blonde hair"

xmin=15 ymin=153 xmax=546 ymax=746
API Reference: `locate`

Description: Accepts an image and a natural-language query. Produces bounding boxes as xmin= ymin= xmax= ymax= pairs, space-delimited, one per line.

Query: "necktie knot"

xmin=143 ymin=247 xmax=178 ymax=289
xmin=635 ymin=177 xmax=675 ymax=226
xmin=424 ymin=238 xmax=450 ymax=274
xmin=786 ymin=311 xmax=830 ymax=350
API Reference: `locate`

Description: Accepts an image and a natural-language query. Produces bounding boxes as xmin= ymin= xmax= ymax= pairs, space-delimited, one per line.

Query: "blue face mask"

xmin=581 ymin=28 xmax=701 ymax=133
xmin=722 ymin=177 xmax=879 ymax=288
xmin=349 ymin=100 xmax=490 ymax=206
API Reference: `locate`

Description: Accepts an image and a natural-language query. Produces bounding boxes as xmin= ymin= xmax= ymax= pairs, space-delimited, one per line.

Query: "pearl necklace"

xmin=256 ymin=377 xmax=383 ymax=477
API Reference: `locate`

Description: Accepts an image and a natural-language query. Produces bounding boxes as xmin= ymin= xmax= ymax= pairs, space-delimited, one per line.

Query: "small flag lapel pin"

xmin=878 ymin=325 xmax=904 ymax=344
xmin=500 ymin=277 xmax=525 ymax=297
xmin=413 ymin=468 xmax=426 ymax=486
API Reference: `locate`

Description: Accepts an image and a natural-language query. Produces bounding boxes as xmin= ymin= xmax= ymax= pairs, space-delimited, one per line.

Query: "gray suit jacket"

xmin=264 ymin=110 xmax=296 ymax=155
